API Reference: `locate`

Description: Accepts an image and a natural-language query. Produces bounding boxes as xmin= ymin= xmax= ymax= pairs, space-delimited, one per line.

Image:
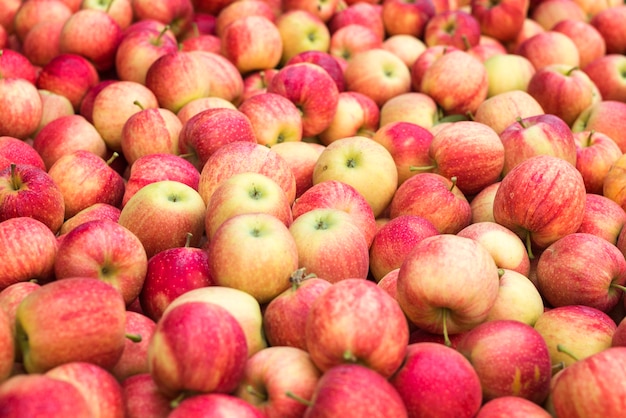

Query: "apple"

xmin=0 ymin=48 xmax=38 ymax=83
xmin=147 ymin=300 xmax=248 ymax=397
xmin=573 ymin=130 xmax=622 ymax=195
xmin=54 ymin=219 xmax=148 ymax=306
xmin=45 ymin=361 xmax=125 ymax=418
xmin=493 ymin=155 xmax=586 ymax=257
xmin=470 ymin=181 xmax=500 ymax=224
xmin=261 ymin=141 xmax=323 ymax=199
xmin=377 ymin=268 xmax=399 ymax=299
xmin=312 ymin=136 xmax=398 ymax=218
xmin=122 ymin=153 xmax=200 ymax=208
xmin=48 ymin=150 xmax=125 ymax=219
xmin=0 ymin=281 xmax=41 ymax=355
xmin=515 ymin=30 xmax=580 ymax=70
xmin=276 ymin=9 xmax=330 ymax=65
xmin=33 ymin=114 xmax=107 ymax=170
xmin=0 ymin=308 xmax=13 ymax=383
xmin=317 ymin=91 xmax=380 ymax=146
xmin=120 ymin=105 xmax=183 ymax=166
xmin=177 ymin=107 xmax=257 ymax=171
xmin=205 ymin=172 xmax=293 ymax=241
xmin=0 ymin=217 xmax=58 ymax=290
xmin=23 ymin=19 xmax=64 ymax=67
xmin=590 ymin=4 xmax=626 ymax=55
xmin=390 ymin=342 xmax=483 ymax=418
xmin=139 ymin=234 xmax=213 ymax=322
xmin=207 ymin=212 xmax=298 ymax=304
xmin=298 ymin=363 xmax=408 ymax=417
xmin=378 ymin=92 xmax=439 ymax=129
xmin=262 ymin=270 xmax=332 ymax=350
xmin=583 ymin=54 xmax=626 ymax=103
xmin=289 ymin=208 xmax=370 ymax=283
xmin=529 ymin=0 xmax=586 ymax=30
xmin=169 ymin=393 xmax=264 ymax=417
xmin=484 ymin=269 xmax=545 ymax=326
xmin=238 ymin=92 xmax=302 ymax=147
xmin=328 ymin=2 xmax=385 ymax=42
xmin=573 ymin=100 xmax=626 ymax=152
xmin=0 ymin=77 xmax=43 ymax=140
xmin=369 ymin=214 xmax=440 ymax=282
xmin=577 ymin=193 xmax=626 ymax=245
xmin=186 ymin=50 xmax=245 ymax=106
xmin=470 ymin=0 xmax=529 ymax=43
xmin=161 ymin=285 xmax=267 ymax=358
xmin=343 ymin=48 xmax=412 ymax=108
xmin=0 ymin=135 xmax=46 ymax=172
xmin=82 ymin=0 xmax=133 ymax=29
xmin=177 ymin=96 xmax=237 ymax=125
xmin=0 ymin=0 xmax=20 ymax=34
xmin=420 ymin=49 xmax=488 ymax=117
xmin=381 ymin=0 xmax=435 ymax=38
xmin=110 ymin=311 xmax=156 ymax=381
xmin=468 ymin=34 xmax=509 ymax=62
xmin=553 ymin=19 xmax=606 ymax=69
xmin=536 ymin=232 xmax=626 ymax=313
xmin=118 ymin=180 xmax=206 ymax=258
xmin=213 ymin=0 xmax=275 ymax=36
xmin=267 ymin=62 xmax=339 ymax=139
xmin=424 ymin=9 xmax=482 ymax=50
xmin=122 ymin=373 xmax=173 ymax=418
xmin=0 ymin=374 xmax=93 ymax=417
xmin=234 ymin=346 xmax=321 ymax=418
xmin=0 ymin=164 xmax=65 ymax=234
xmin=389 ymin=172 xmax=472 ymax=235
xmin=197 ymin=141 xmax=296 ymax=206
xmin=328 ymin=23 xmax=382 ymax=64
xmin=473 ymin=90 xmax=544 ymax=136
xmin=179 ymin=32 xmax=221 ymax=54
xmin=533 ymin=304 xmax=617 ymax=368
xmin=457 ymin=221 xmax=531 ymax=276
xmin=382 ymin=34 xmax=427 ymax=68
xmin=33 ymin=89 xmax=75 ymax=136
xmin=476 ymin=396 xmax=552 ymax=417
xmin=551 ymin=346 xmax=626 ymax=417
xmin=240 ymin=69 xmax=279 ymax=102
xmin=131 ymin=0 xmax=194 ymax=36
xmin=291 ymin=179 xmax=378 ymax=248
xmin=12 ymin=0 xmax=72 ymax=42
xmin=284 ymin=50 xmax=346 ymax=93
xmin=16 ymin=276 xmax=127 ymax=373
xmin=79 ymin=79 xmax=116 ymax=124
xmin=483 ymin=53 xmax=536 ymax=97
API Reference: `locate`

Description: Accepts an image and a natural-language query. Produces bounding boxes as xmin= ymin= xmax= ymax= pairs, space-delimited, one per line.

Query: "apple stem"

xmin=566 ymin=66 xmax=579 ymax=76
xmin=552 ymin=362 xmax=565 ymax=373
xmin=409 ymin=165 xmax=436 ymax=172
xmin=498 ymin=268 xmax=505 ymax=278
xmin=133 ymin=100 xmax=145 ymax=111
xmin=516 ymin=116 xmax=528 ymax=129
xmin=285 ymin=391 xmax=313 ymax=407
xmin=442 ymin=308 xmax=452 ymax=347
xmin=125 ymin=333 xmax=142 ymax=343
xmin=246 ymin=385 xmax=267 ymax=401
xmin=169 ymin=392 xmax=187 ymax=409
xmin=106 ymin=152 xmax=119 ymax=166
xmin=289 ymin=267 xmax=311 ymax=290
xmin=9 ymin=163 xmax=20 ymax=191
xmin=191 ymin=22 xmax=199 ymax=38
xmin=461 ymin=34 xmax=471 ymax=51
xmin=557 ymin=344 xmax=580 ymax=362
xmin=154 ymin=25 xmax=171 ymax=46
xmin=525 ymin=231 xmax=535 ymax=260
xmin=105 ymin=0 xmax=114 ymax=13
xmin=343 ymin=350 xmax=358 ymax=363
xmin=610 ymin=283 xmax=626 ymax=294
xmin=184 ymin=232 xmax=193 ymax=248
xmin=448 ymin=176 xmax=458 ymax=192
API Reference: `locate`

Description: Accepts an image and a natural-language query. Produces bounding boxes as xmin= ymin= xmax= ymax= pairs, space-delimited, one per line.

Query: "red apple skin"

xmin=305 ymin=278 xmax=409 ymax=378
xmin=583 ymin=54 xmax=626 ymax=103
xmin=0 ymin=136 xmax=46 ymax=172
xmin=537 ymin=233 xmax=626 ymax=313
xmin=515 ymin=30 xmax=580 ymax=70
xmin=574 ymin=130 xmax=622 ymax=195
xmin=0 ymin=77 xmax=43 ymax=140
xmin=303 ymin=363 xmax=408 ymax=418
xmin=169 ymin=393 xmax=264 ymax=417
xmin=470 ymin=0 xmax=530 ymax=43
xmin=590 ymin=4 xmax=626 ymax=55
xmin=110 ymin=311 xmax=157 ymax=381
xmin=59 ymin=203 xmax=121 ymax=236
xmin=139 ymin=245 xmax=213 ymax=322
xmin=0 ymin=48 xmax=38 ymax=83
xmin=553 ymin=19 xmax=606 ymax=69
xmin=574 ymin=100 xmax=626 ymax=153
xmin=470 ymin=181 xmax=500 ymax=224
xmin=0 ymin=217 xmax=58 ymax=290
xmin=476 ymin=396 xmax=552 ymax=417
xmin=0 ymin=308 xmax=14 ymax=383
xmin=551 ymin=347 xmax=626 ymax=417
xmin=122 ymin=373 xmax=173 ymax=418
xmin=424 ymin=10 xmax=482 ymax=50
xmin=262 ymin=274 xmax=332 ymax=351
xmin=390 ymin=342 xmax=483 ymax=418
xmin=457 ymin=319 xmax=552 ymax=404
xmin=381 ymin=0 xmax=435 ymax=39
xmin=79 ymin=79 xmax=117 ymax=124
xmin=0 ymin=164 xmax=65 ymax=234
xmin=269 ymin=141 xmax=324 ymax=199
xmin=529 ymin=0 xmax=586 ymax=30
xmin=613 ymin=317 xmax=626 ymax=347
xmin=328 ymin=2 xmax=385 ymax=41
xmin=577 ymin=194 xmax=626 ymax=245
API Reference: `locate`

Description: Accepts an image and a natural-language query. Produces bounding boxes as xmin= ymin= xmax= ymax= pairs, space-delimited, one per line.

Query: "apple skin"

xmin=0 ymin=164 xmax=66 ymax=234
xmin=238 ymin=92 xmax=302 ymax=147
xmin=533 ymin=305 xmax=617 ymax=368
xmin=234 ymin=346 xmax=322 ymax=418
xmin=0 ymin=77 xmax=43 ymax=140
xmin=289 ymin=208 xmax=370 ymax=284
xmin=389 ymin=172 xmax=472 ymax=235
xmin=476 ymin=396 xmax=552 ymax=417
xmin=551 ymin=347 xmax=626 ymax=417
xmin=54 ymin=219 xmax=148 ymax=306
xmin=275 ymin=9 xmax=331 ymax=66
xmin=147 ymin=301 xmax=248 ymax=397
xmin=389 ymin=342 xmax=483 ymax=418
xmin=329 ymin=24 xmax=382 ymax=65
xmin=369 ymin=215 xmax=440 ymax=282
xmin=284 ymin=50 xmax=345 ymax=94
xmin=291 ymin=179 xmax=377 ymax=248
xmin=0 ymin=374 xmax=93 ymax=418
xmin=0 ymin=217 xmax=58 ymax=290
xmin=493 ymin=155 xmax=586 ymax=255
xmin=213 ymin=0 xmax=275 ymax=37
xmin=381 ymin=0 xmax=435 ymax=38
xmin=515 ymin=30 xmax=580 ymax=70
xmin=529 ymin=0 xmax=586 ymax=30
xmin=396 ymin=234 xmax=501 ymax=337
xmin=536 ymin=233 xmax=626 ymax=313
xmin=305 ymin=278 xmax=409 ymax=378
xmin=110 ymin=311 xmax=156 ymax=381
xmin=0 ymin=281 xmax=40 ymax=358
xmin=169 ymin=393 xmax=264 ymax=418
xmin=118 ymin=180 xmax=206 ymax=259
xmin=379 ymin=92 xmax=439 ymax=130
xmin=583 ymin=54 xmax=626 ymax=103
xmin=0 ymin=135 xmax=46 ymax=172
xmin=573 ymin=100 xmax=626 ymax=153
xmin=554 ymin=19 xmax=606 ymax=69
xmin=483 ymin=53 xmax=536 ymax=97
xmin=177 ymin=96 xmax=237 ymax=125
xmin=590 ymin=4 xmax=626 ymax=55
xmin=424 ymin=9 xmax=482 ymax=50
xmin=131 ymin=0 xmax=194 ymax=36
xmin=302 ymin=363 xmax=408 ymax=418
xmin=470 ymin=181 xmax=500 ymax=224
xmin=577 ymin=193 xmax=626 ymax=245
xmin=262 ymin=273 xmax=332 ymax=350
xmin=470 ymin=0 xmax=529 ymax=43
xmin=15 ymin=277 xmax=127 ymax=373
xmin=207 ymin=212 xmax=299 ymax=304
xmin=317 ymin=91 xmax=380 ymax=146
xmin=485 ymin=269 xmax=544 ymax=326
xmin=473 ymin=90 xmax=544 ymax=136
xmin=45 ymin=361 xmax=125 ymax=418
xmin=0 ymin=48 xmax=38 ymax=83
xmin=122 ymin=373 xmax=173 ymax=418
xmin=574 ymin=130 xmax=622 ymax=195
xmin=0 ymin=308 xmax=14 ymax=383
xmin=139 ymin=242 xmax=212 ymax=322
xmin=270 ymin=141 xmax=324 ymax=199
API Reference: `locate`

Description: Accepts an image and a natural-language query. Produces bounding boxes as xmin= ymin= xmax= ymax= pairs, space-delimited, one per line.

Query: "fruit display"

xmin=2 ymin=0 xmax=626 ymax=416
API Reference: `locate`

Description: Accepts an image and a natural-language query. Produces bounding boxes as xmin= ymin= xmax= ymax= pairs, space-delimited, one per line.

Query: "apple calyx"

xmin=246 ymin=384 xmax=268 ymax=401
xmin=9 ymin=163 xmax=21 ymax=191
xmin=441 ymin=308 xmax=452 ymax=347
xmin=289 ymin=267 xmax=317 ymax=291
xmin=285 ymin=391 xmax=313 ymax=407
xmin=556 ymin=344 xmax=580 ymax=362
xmin=125 ymin=333 xmax=142 ymax=343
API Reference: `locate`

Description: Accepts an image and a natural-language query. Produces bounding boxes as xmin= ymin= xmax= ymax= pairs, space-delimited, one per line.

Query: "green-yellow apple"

xmin=473 ymin=90 xmax=545 ymax=136
xmin=378 ymin=92 xmax=439 ymax=129
xmin=15 ymin=276 xmax=127 ymax=373
xmin=484 ymin=269 xmax=544 ymax=326
xmin=118 ymin=180 xmax=206 ymax=258
xmin=382 ymin=34 xmax=427 ymax=68
xmin=312 ymin=135 xmax=398 ymax=218
xmin=483 ymin=53 xmax=536 ymax=97
xmin=470 ymin=181 xmax=500 ymax=224
xmin=276 ymin=9 xmax=330 ymax=65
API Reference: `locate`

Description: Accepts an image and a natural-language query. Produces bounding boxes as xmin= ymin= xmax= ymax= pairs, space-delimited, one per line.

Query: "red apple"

xmin=381 ymin=0 xmax=435 ymax=38
xmin=378 ymin=92 xmax=439 ymax=129
xmin=583 ymin=54 xmax=626 ymax=102
xmin=0 ymin=135 xmax=46 ymax=172
xmin=573 ymin=100 xmax=626 ymax=152
xmin=515 ymin=30 xmax=580 ymax=69
xmin=590 ymin=4 xmax=626 ymax=55
xmin=122 ymin=373 xmax=173 ymax=418
xmin=317 ymin=91 xmax=380 ymax=146
xmin=131 ymin=0 xmax=194 ymax=36
xmin=169 ymin=393 xmax=264 ymax=418
xmin=473 ymin=90 xmax=544 ymax=135
xmin=476 ymin=396 xmax=552 ymax=417
xmin=424 ymin=9 xmax=482 ymax=50
xmin=470 ymin=0 xmax=529 ymax=42
xmin=553 ymin=19 xmax=606 ymax=68
xmin=284 ymin=50 xmax=345 ymax=93
xmin=530 ymin=0 xmax=586 ymax=30
xmin=328 ymin=23 xmax=382 ymax=64
xmin=577 ymin=193 xmax=626 ymax=245
xmin=574 ymin=130 xmax=622 ymax=195
xmin=0 ymin=77 xmax=43 ymax=140
xmin=270 ymin=141 xmax=324 ymax=198
xmin=237 ymin=92 xmax=302 ymax=147
xmin=12 ymin=0 xmax=72 ymax=43
xmin=213 ymin=0 xmax=275 ymax=37
xmin=328 ymin=2 xmax=385 ymax=41
xmin=0 ymin=308 xmax=13 ymax=383
xmin=110 ymin=311 xmax=156 ymax=381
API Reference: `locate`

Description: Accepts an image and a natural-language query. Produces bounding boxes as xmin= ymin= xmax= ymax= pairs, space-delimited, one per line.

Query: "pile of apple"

xmin=2 ymin=0 xmax=626 ymax=416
